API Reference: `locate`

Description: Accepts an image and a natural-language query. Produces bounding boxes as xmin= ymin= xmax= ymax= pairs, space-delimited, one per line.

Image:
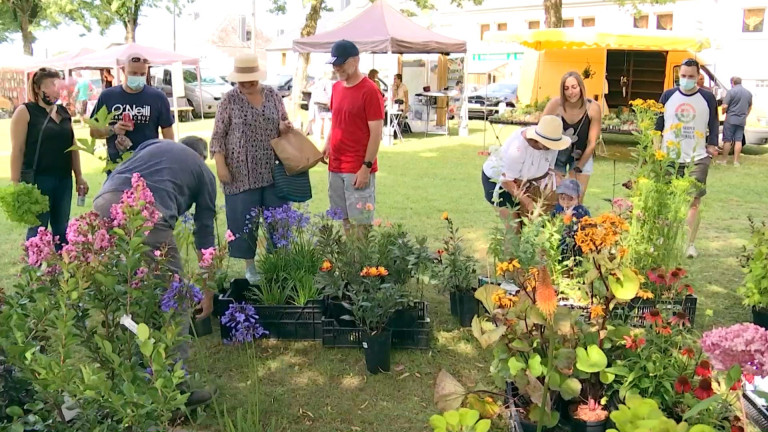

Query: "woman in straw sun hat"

xmin=210 ymin=53 xmax=294 ymax=284
xmin=481 ymin=114 xmax=570 ymax=225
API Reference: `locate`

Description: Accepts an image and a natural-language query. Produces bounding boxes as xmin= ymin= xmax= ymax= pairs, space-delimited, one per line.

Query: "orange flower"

xmin=372 ymin=218 xmax=382 ymax=227
xmin=590 ymin=304 xmax=605 ymax=320
xmin=365 ymin=203 xmax=374 ymax=211
xmin=523 ymin=267 xmax=539 ymax=291
xmin=492 ymin=289 xmax=517 ymax=309
xmin=636 ymin=289 xmax=654 ymax=300
xmin=436 ymin=249 xmax=445 ymax=257
xmin=618 ymin=247 xmax=629 ymax=258
xmin=320 ymin=260 xmax=333 ymax=272
xmin=643 ymin=309 xmax=664 ymax=326
xmin=376 ymin=266 xmax=389 ymax=276
xmin=681 ymin=347 xmax=696 ymax=359
xmin=563 ymin=213 xmax=574 ymax=224
xmin=534 ymin=267 xmax=557 ymax=320
xmin=441 ymin=211 xmax=449 ymax=220
xmin=655 ymin=325 xmax=672 ymax=336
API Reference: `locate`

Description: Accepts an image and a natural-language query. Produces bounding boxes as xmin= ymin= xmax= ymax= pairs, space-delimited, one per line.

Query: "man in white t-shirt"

xmin=654 ymin=58 xmax=719 ymax=259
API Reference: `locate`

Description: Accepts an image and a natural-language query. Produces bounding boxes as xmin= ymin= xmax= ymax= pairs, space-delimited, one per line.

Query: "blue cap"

xmin=327 ymin=40 xmax=359 ymax=66
xmin=556 ymin=179 xmax=581 ymax=198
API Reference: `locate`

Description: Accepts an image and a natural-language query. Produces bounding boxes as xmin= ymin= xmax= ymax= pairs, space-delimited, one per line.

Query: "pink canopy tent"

xmin=292 ymin=0 xmax=466 ymax=54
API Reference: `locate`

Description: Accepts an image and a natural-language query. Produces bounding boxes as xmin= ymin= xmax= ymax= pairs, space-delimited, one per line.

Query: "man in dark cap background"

xmin=322 ymin=40 xmax=384 ymax=232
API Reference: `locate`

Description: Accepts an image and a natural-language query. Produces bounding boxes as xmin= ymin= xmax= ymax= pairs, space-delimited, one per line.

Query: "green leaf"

xmin=11 ymin=423 xmax=24 ymax=432
xmin=136 ymin=323 xmax=150 ymax=341
xmin=471 ymin=316 xmax=506 ymax=349
xmin=608 ymin=268 xmax=641 ymax=301
xmin=529 ymin=404 xmax=560 ymax=428
xmin=443 ymin=410 xmax=459 ymax=427
xmin=528 ymin=354 xmax=543 ymax=378
xmin=5 ymin=406 xmax=24 ymax=418
xmin=475 ymin=284 xmax=500 ymax=313
xmin=600 ymin=370 xmax=616 ymax=384
xmin=560 ymin=377 xmax=582 ymax=400
xmin=682 ymin=394 xmax=723 ymax=421
xmin=554 ymin=348 xmax=576 ymax=372
xmin=139 ymin=339 xmax=153 ymax=357
xmin=725 ymin=364 xmax=742 ymax=390
xmin=429 ymin=414 xmax=447 ymax=432
xmin=458 ymin=408 xmax=479 ymax=427
xmin=474 ymin=419 xmax=491 ymax=432
xmin=576 ymin=345 xmax=608 ymax=373
xmin=508 ymin=356 xmax=527 ymax=376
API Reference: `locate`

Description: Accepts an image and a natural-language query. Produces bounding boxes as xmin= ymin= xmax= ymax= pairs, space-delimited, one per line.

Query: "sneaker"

xmin=185 ymin=387 xmax=217 ymax=409
xmin=734 ymin=161 xmax=741 ymax=167
xmin=245 ymin=266 xmax=260 ymax=285
xmin=685 ymin=244 xmax=698 ymax=259
xmin=715 ymin=160 xmax=727 ymax=165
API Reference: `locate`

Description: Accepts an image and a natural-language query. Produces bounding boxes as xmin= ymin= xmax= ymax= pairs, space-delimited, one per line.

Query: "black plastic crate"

xmin=744 ymin=388 xmax=768 ymax=431
xmin=611 ymin=295 xmax=698 ymax=327
xmin=321 ymin=301 xmax=431 ymax=349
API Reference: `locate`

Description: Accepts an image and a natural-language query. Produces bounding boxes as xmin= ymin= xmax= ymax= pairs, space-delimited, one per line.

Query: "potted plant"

xmin=738 ymin=218 xmax=768 ymax=329
xmin=433 ymin=212 xmax=479 ymax=327
xmin=343 ymin=268 xmax=403 ymax=374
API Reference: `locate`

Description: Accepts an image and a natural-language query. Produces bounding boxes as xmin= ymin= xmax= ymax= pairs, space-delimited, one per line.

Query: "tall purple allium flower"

xmin=262 ymin=204 xmax=310 ymax=249
xmin=325 ymin=207 xmax=345 ymax=221
xmin=160 ymin=278 xmax=204 ymax=312
xmin=221 ymin=302 xmax=268 ymax=344
xmin=700 ymin=323 xmax=768 ymax=376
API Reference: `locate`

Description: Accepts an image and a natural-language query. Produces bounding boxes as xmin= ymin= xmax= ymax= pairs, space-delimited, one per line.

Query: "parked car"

xmin=467 ymin=82 xmax=519 ymax=119
xmin=151 ymin=68 xmax=231 ymax=117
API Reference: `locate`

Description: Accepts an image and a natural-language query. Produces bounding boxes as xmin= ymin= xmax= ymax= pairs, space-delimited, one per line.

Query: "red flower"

xmin=668 ymin=267 xmax=686 ymax=284
xmin=731 ymin=380 xmax=741 ymax=391
xmin=681 ymin=347 xmax=696 ymax=359
xmin=644 ymin=309 xmax=664 ymax=326
xmin=623 ymin=335 xmax=644 ymax=351
xmin=655 ymin=325 xmax=672 ymax=335
xmin=678 ymin=283 xmax=694 ymax=295
xmin=436 ymin=249 xmax=445 ymax=257
xmin=731 ymin=426 xmax=744 ymax=432
xmin=675 ymin=376 xmax=692 ymax=394
xmin=744 ymin=373 xmax=755 ymax=384
xmin=670 ymin=311 xmax=691 ymax=327
xmin=695 ymin=360 xmax=712 ymax=378
xmin=694 ymin=377 xmax=715 ymax=400
xmin=647 ymin=269 xmax=667 ymax=285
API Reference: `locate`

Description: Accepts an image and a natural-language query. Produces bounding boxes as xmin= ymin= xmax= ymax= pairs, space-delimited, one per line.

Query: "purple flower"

xmin=700 ymin=323 xmax=768 ymax=376
xmin=221 ymin=302 xmax=268 ymax=344
xmin=326 ymin=207 xmax=345 ymax=221
xmin=161 ymin=279 xmax=204 ymax=312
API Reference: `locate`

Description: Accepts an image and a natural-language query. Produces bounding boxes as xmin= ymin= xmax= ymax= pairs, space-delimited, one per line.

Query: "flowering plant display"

xmin=432 ymin=212 xmax=478 ymax=294
xmin=738 ymin=218 xmax=768 ymax=309
xmin=220 ymin=302 xmax=269 ymax=344
xmin=626 ymin=99 xmax=696 ymax=272
xmin=644 ymin=266 xmax=694 ymax=300
xmin=0 ymin=174 xmax=191 ymax=430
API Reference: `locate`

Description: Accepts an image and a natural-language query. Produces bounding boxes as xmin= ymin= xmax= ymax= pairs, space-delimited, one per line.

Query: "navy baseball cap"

xmin=556 ymin=179 xmax=581 ymax=198
xmin=327 ymin=40 xmax=359 ymax=66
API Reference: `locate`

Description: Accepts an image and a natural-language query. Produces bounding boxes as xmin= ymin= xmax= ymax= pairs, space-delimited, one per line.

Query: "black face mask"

xmin=40 ymin=89 xmax=58 ymax=106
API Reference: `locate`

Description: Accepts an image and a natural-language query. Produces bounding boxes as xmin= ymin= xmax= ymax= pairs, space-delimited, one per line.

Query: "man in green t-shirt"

xmin=73 ymin=72 xmax=92 ymax=127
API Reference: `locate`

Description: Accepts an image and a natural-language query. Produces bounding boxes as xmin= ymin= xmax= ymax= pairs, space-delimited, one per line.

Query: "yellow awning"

xmin=485 ymin=29 xmax=710 ymax=52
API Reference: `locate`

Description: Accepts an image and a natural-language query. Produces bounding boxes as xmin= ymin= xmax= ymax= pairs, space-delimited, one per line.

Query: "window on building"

xmin=634 ymin=14 xmax=649 ymax=28
xmin=755 ymin=80 xmax=768 ymax=88
xmin=528 ymin=20 xmax=541 ymax=30
xmin=656 ymin=13 xmax=673 ymax=31
xmin=340 ymin=0 xmax=350 ymax=9
xmin=480 ymin=24 xmax=490 ymax=40
xmin=581 ymin=17 xmax=595 ymax=27
xmin=281 ymin=52 xmax=287 ymax=67
xmin=563 ymin=18 xmax=575 ymax=27
xmin=497 ymin=23 xmax=507 ymax=31
xmin=743 ymin=8 xmax=765 ymax=32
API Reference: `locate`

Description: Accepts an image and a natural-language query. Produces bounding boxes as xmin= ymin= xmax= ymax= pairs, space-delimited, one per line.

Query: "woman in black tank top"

xmin=9 ymin=67 xmax=89 ymax=249
xmin=542 ymin=71 xmax=602 ymax=201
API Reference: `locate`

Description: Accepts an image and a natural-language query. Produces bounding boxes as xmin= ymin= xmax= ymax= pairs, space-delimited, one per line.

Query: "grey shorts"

xmin=328 ymin=172 xmax=376 ymax=224
xmin=723 ymin=123 xmax=745 ymax=143
xmin=675 ymin=156 xmax=711 ymax=199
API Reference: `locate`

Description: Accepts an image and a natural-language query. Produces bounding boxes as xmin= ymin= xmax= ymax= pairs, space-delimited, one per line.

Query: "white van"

xmin=150 ymin=67 xmax=232 ymax=118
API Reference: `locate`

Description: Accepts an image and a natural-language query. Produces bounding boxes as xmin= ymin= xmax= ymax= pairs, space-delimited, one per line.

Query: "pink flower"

xmin=200 ymin=247 xmax=216 ymax=268
xmin=60 ymin=244 xmax=78 ymax=263
xmin=154 ymin=250 xmax=162 ymax=257
xmin=135 ymin=267 xmax=148 ymax=279
xmin=700 ymin=323 xmax=768 ymax=376
xmin=225 ymin=230 xmax=236 ymax=243
xmin=612 ymin=197 xmax=633 ymax=213
xmin=93 ymin=229 xmax=112 ymax=250
xmin=25 ymin=227 xmax=56 ymax=267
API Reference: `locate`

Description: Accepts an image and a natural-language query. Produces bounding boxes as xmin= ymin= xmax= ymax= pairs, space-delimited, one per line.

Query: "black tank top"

xmin=23 ymin=102 xmax=74 ymax=177
xmin=561 ymin=100 xmax=592 ymax=155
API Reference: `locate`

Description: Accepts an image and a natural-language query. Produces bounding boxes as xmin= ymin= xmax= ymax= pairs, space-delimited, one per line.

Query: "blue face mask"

xmin=126 ymin=75 xmax=145 ymax=91
xmin=679 ymin=77 xmax=696 ymax=91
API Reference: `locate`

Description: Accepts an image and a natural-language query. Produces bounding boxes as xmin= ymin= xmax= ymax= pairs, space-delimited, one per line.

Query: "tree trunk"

xmin=123 ymin=18 xmax=137 ymax=42
xmin=543 ymin=0 xmax=563 ymax=28
xmin=291 ymin=0 xmax=325 ymax=115
xmin=19 ymin=15 xmax=34 ymax=56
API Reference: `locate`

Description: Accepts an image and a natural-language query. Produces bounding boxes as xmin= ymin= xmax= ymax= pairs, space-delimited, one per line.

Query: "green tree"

xmin=0 ymin=0 xmax=49 ymax=55
xmin=78 ymin=0 xmax=192 ymax=43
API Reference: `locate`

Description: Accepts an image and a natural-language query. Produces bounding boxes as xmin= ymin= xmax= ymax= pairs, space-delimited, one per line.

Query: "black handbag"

xmin=20 ymin=107 xmax=54 ymax=184
xmin=272 ymin=158 xmax=312 ymax=203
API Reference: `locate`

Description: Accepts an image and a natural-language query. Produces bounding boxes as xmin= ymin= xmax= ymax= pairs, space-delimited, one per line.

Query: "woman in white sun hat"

xmin=481 ymin=114 xmax=571 ymax=224
xmin=210 ymin=53 xmax=294 ymax=284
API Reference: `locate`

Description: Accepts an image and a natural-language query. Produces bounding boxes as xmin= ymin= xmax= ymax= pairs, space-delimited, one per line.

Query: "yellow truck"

xmin=490 ymin=29 xmax=727 ymax=110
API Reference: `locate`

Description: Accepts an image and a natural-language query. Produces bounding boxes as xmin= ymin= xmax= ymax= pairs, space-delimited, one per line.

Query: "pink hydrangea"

xmin=200 ymin=247 xmax=216 ymax=268
xmin=25 ymin=227 xmax=56 ymax=267
xmin=700 ymin=323 xmax=768 ymax=376
xmin=225 ymin=230 xmax=236 ymax=243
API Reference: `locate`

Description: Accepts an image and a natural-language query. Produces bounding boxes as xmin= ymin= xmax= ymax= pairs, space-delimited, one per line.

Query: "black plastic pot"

xmin=566 ymin=404 xmax=609 ymax=432
xmin=362 ymin=329 xmax=392 ymax=374
xmin=388 ymin=306 xmax=419 ymax=329
xmin=326 ymin=297 xmax=355 ymax=327
xmin=190 ymin=316 xmax=213 ymax=337
xmin=752 ymin=306 xmax=768 ymax=330
xmin=455 ymin=291 xmax=479 ymax=327
xmin=520 ymin=417 xmax=556 ymax=432
xmin=449 ymin=291 xmax=459 ymax=317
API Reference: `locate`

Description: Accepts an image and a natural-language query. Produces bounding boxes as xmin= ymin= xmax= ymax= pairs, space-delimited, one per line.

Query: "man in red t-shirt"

xmin=323 ymin=40 xmax=384 ymax=229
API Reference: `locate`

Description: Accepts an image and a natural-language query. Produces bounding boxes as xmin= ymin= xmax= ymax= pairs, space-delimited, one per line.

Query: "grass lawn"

xmin=1 ymin=117 xmax=767 ymax=431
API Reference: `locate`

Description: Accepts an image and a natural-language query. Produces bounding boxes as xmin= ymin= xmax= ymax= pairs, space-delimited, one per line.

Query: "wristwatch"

xmin=362 ymin=161 xmax=373 ymax=169
xmin=573 ymin=166 xmax=583 ymax=174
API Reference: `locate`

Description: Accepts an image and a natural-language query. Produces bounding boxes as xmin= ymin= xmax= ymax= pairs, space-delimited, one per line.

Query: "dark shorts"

xmin=675 ymin=156 xmax=711 ymax=199
xmin=481 ymin=169 xmax=517 ymax=208
xmin=76 ymin=100 xmax=88 ymax=115
xmin=723 ymin=123 xmax=745 ymax=143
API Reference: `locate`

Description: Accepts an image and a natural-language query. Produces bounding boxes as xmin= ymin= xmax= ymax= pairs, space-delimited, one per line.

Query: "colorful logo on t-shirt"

xmin=110 ymin=104 xmax=152 ymax=125
xmin=674 ymin=103 xmax=696 ymax=124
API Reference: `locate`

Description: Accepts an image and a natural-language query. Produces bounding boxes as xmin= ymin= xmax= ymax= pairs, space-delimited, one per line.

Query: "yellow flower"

xmin=650 ymin=130 xmax=661 ymax=137
xmin=637 ymin=289 xmax=654 ymax=300
xmin=654 ymin=149 xmax=667 ymax=160
xmin=618 ymin=247 xmax=629 ymax=258
xmin=637 ymin=176 xmax=649 ymax=183
xmin=441 ymin=211 xmax=449 ymax=221
xmin=492 ymin=289 xmax=517 ymax=309
xmin=671 ymin=122 xmax=683 ymax=131
xmin=590 ymin=304 xmax=606 ymax=320
xmin=694 ymin=130 xmax=705 ymax=139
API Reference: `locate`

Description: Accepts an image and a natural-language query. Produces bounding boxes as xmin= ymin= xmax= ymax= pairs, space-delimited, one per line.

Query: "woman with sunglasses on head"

xmin=9 ymin=67 xmax=89 ymax=249
xmin=542 ymin=71 xmax=602 ymax=202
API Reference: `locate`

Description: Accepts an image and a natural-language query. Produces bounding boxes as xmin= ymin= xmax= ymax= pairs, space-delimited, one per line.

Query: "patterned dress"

xmin=210 ymin=85 xmax=288 ymax=195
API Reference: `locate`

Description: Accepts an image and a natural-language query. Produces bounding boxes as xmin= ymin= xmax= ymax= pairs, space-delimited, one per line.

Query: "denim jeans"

xmin=26 ymin=174 xmax=73 ymax=251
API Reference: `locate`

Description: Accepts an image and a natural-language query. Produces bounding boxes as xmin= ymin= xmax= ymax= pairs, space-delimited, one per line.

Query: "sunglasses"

xmin=681 ymin=58 xmax=699 ymax=67
xmin=129 ymin=57 xmax=150 ymax=64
